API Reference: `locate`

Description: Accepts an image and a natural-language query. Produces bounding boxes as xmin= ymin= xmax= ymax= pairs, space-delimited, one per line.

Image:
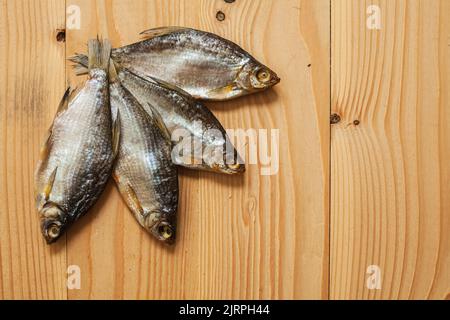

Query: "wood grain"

xmin=331 ymin=0 xmax=450 ymax=299
xmin=0 ymin=0 xmax=66 ymax=299
xmin=2 ymin=0 xmax=447 ymax=300
xmin=64 ymin=0 xmax=330 ymax=299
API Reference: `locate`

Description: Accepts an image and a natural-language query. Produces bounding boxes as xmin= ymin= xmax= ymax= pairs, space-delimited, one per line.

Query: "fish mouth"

xmin=224 ymin=163 xmax=246 ymax=174
xmin=210 ymin=162 xmax=246 ymax=175
xmin=270 ymin=73 xmax=281 ymax=86
xmin=151 ymin=220 xmax=176 ymax=245
xmin=223 ymin=150 xmax=246 ymax=174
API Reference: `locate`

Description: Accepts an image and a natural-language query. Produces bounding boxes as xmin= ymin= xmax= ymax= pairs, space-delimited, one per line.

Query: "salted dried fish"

xmin=117 ymin=69 xmax=246 ymax=174
xmin=35 ymin=39 xmax=118 ymax=244
xmin=109 ymin=61 xmax=178 ymax=244
xmin=70 ymin=27 xmax=280 ymax=101
xmin=71 ymin=58 xmax=245 ymax=174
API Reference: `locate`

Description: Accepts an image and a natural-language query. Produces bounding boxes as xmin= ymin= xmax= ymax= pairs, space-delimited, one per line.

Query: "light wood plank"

xmin=65 ymin=0 xmax=330 ymax=300
xmin=4 ymin=0 xmax=447 ymax=301
xmin=331 ymin=0 xmax=450 ymax=299
xmin=0 ymin=0 xmax=67 ymax=299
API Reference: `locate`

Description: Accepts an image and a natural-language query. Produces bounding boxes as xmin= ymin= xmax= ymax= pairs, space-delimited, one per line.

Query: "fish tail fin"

xmin=87 ymin=38 xmax=111 ymax=71
xmin=68 ymin=54 xmax=89 ymax=75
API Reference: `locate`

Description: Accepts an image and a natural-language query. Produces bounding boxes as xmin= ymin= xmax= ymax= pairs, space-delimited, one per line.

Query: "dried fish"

xmin=35 ymin=39 xmax=118 ymax=244
xmin=70 ymin=27 xmax=280 ymax=101
xmin=109 ymin=61 xmax=179 ymax=244
xmin=117 ymin=69 xmax=246 ymax=174
xmin=70 ymin=58 xmax=245 ymax=174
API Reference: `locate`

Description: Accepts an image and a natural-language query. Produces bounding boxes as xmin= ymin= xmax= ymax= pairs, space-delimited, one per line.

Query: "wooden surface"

xmin=0 ymin=0 xmax=67 ymax=299
xmin=64 ymin=0 xmax=330 ymax=300
xmin=0 ymin=0 xmax=447 ymax=300
xmin=330 ymin=0 xmax=449 ymax=299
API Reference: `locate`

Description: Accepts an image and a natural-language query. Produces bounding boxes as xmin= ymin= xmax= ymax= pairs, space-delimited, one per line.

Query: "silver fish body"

xmin=72 ymin=27 xmax=280 ymax=101
xmin=117 ymin=69 xmax=245 ymax=174
xmin=109 ymin=68 xmax=178 ymax=245
xmin=35 ymin=40 xmax=116 ymax=244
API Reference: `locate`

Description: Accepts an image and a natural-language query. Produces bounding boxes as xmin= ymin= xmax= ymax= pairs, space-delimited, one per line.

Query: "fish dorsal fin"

xmin=139 ymin=26 xmax=188 ymax=40
xmin=56 ymin=86 xmax=81 ymax=115
xmin=146 ymin=103 xmax=171 ymax=142
xmin=145 ymin=74 xmax=195 ymax=101
xmin=123 ymin=68 xmax=194 ymax=102
xmin=39 ymin=127 xmax=53 ymax=159
xmin=111 ymin=109 xmax=121 ymax=158
xmin=43 ymin=167 xmax=58 ymax=200
xmin=56 ymin=87 xmax=73 ymax=114
xmin=40 ymin=87 xmax=75 ymax=157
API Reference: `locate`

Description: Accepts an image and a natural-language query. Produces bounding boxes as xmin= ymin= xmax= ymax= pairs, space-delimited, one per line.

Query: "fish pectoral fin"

xmin=124 ymin=182 xmax=145 ymax=217
xmin=55 ymin=86 xmax=80 ymax=116
xmin=40 ymin=87 xmax=75 ymax=156
xmin=139 ymin=26 xmax=188 ymax=40
xmin=114 ymin=178 xmax=145 ymax=217
xmin=146 ymin=103 xmax=172 ymax=142
xmin=206 ymin=84 xmax=239 ymax=100
xmin=111 ymin=109 xmax=121 ymax=158
xmin=43 ymin=167 xmax=58 ymax=201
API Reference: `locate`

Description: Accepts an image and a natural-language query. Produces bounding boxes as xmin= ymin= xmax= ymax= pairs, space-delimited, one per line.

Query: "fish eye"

xmin=48 ymin=224 xmax=60 ymax=239
xmin=256 ymin=69 xmax=271 ymax=82
xmin=159 ymin=225 xmax=173 ymax=239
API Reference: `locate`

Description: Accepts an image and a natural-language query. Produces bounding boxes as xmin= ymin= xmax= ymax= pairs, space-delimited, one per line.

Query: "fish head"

xmin=39 ymin=203 xmax=66 ymax=244
xmin=200 ymin=132 xmax=246 ymax=174
xmin=211 ymin=162 xmax=246 ymax=175
xmin=145 ymin=211 xmax=176 ymax=245
xmin=238 ymin=61 xmax=280 ymax=92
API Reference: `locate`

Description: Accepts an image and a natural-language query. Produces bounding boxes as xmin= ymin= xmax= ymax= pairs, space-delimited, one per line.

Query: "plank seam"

xmin=328 ymin=0 xmax=332 ymax=301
